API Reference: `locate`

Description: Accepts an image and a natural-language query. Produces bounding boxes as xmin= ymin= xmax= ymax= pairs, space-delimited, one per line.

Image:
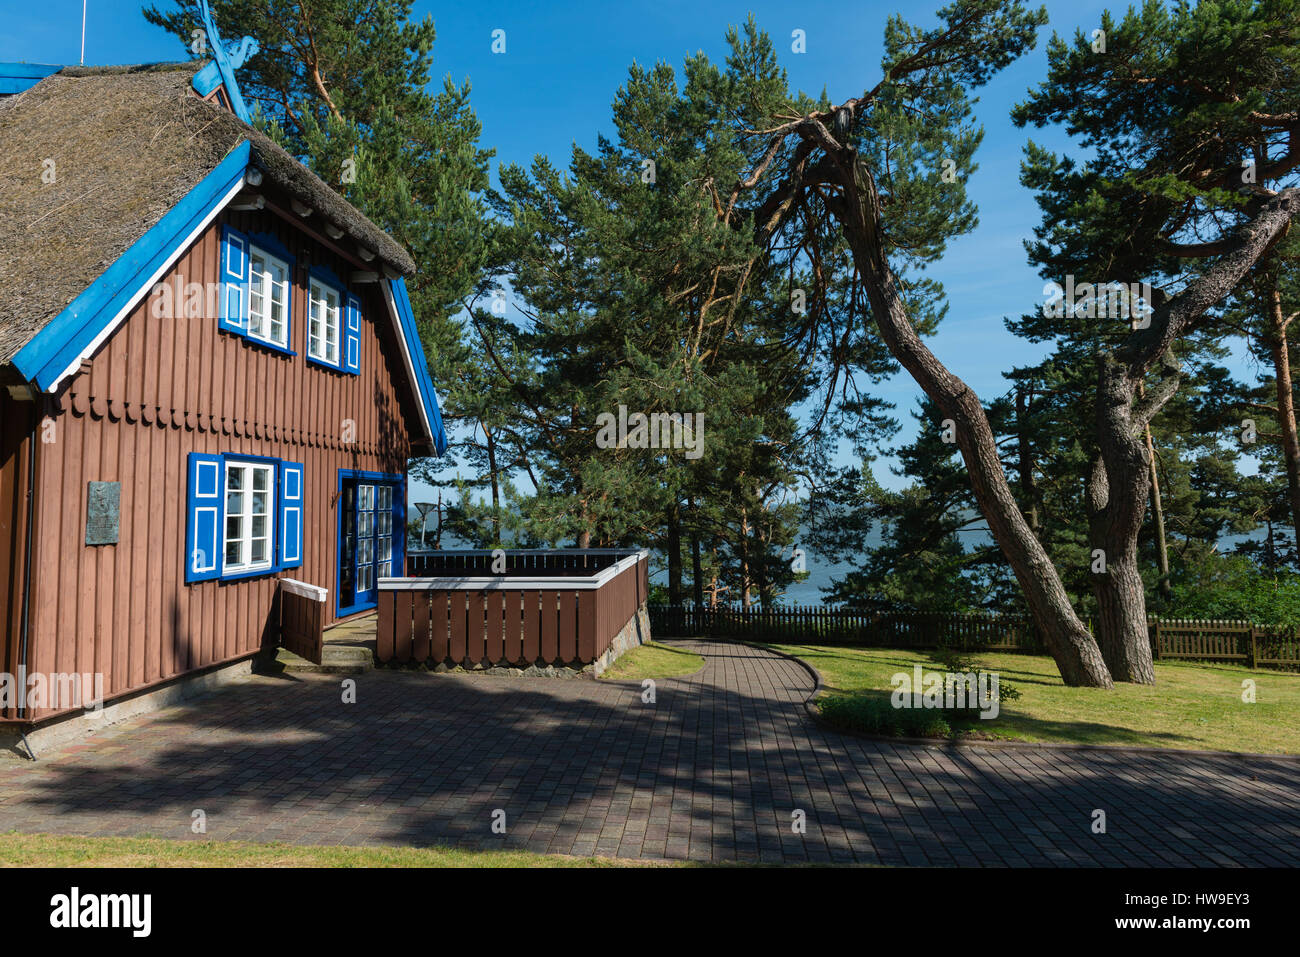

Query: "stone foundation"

xmin=0 ymin=656 xmax=256 ymax=760
xmin=587 ymin=603 xmax=652 ymax=677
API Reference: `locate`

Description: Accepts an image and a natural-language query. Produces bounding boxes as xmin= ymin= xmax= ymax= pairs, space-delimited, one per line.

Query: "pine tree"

xmin=1011 ymin=0 xmax=1300 ymax=680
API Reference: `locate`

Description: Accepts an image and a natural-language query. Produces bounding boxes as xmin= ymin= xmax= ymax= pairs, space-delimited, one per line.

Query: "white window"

xmin=247 ymin=247 xmax=290 ymax=348
xmin=308 ymin=279 xmax=341 ymax=365
xmin=356 ymin=484 xmax=374 ymax=592
xmin=376 ymin=485 xmax=393 ymax=579
xmin=223 ymin=461 xmax=276 ymax=573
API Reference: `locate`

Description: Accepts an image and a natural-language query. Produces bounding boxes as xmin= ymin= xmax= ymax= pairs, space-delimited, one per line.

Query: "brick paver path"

xmin=1 ymin=641 xmax=1296 ymax=864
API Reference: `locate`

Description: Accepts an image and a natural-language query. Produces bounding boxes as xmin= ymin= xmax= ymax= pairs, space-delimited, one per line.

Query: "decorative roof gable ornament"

xmin=190 ymin=0 xmax=258 ymax=124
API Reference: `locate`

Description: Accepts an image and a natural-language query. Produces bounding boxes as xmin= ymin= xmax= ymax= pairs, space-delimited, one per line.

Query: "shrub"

xmin=1167 ymin=556 xmax=1300 ymax=628
xmin=929 ymin=645 xmax=1022 ymax=704
xmin=817 ymin=694 xmax=952 ymax=738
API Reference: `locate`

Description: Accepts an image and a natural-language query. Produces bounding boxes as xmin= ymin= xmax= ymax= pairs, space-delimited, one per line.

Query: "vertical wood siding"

xmin=0 ymin=394 xmax=36 ymax=720
xmin=23 ymin=207 xmax=423 ymax=720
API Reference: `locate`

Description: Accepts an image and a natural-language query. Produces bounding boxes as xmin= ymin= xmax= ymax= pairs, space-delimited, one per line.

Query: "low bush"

xmin=817 ymin=693 xmax=953 ymax=738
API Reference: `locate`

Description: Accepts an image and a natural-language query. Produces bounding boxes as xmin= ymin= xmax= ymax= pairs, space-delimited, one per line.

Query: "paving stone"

xmin=0 ymin=641 xmax=1295 ymax=865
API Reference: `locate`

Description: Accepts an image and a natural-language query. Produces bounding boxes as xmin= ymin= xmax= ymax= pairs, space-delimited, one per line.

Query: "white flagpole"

xmin=80 ymin=0 xmax=87 ymax=65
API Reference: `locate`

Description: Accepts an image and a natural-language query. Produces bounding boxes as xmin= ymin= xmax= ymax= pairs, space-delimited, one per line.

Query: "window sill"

xmin=220 ymin=326 xmax=297 ymax=358
xmin=306 ymin=352 xmax=354 ymax=375
xmin=246 ymin=336 xmax=297 ymax=357
xmin=219 ymin=565 xmax=279 ymax=583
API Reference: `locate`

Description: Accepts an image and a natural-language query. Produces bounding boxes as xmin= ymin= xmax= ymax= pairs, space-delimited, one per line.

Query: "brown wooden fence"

xmin=650 ymin=605 xmax=1300 ymax=670
xmin=378 ymin=550 xmax=649 ymax=668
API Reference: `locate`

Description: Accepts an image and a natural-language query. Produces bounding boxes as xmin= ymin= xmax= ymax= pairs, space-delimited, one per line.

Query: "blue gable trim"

xmin=12 ymin=140 xmax=253 ymax=391
xmin=0 ymin=63 xmax=62 ymax=95
xmin=389 ymin=278 xmax=448 ymax=456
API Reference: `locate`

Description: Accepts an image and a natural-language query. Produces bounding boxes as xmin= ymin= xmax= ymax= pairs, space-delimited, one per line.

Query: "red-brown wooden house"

xmin=0 ymin=48 xmax=446 ymax=731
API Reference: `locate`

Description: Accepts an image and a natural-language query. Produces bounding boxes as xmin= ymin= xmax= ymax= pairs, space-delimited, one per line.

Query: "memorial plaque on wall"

xmin=85 ymin=481 xmax=121 ymax=545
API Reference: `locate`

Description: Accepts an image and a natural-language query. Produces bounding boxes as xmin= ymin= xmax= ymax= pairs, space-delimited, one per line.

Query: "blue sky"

xmin=1 ymin=0 xmax=1264 ymax=503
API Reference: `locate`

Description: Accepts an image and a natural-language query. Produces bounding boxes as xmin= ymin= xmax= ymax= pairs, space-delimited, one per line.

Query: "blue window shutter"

xmin=279 ymin=460 xmax=305 ymax=569
xmin=344 ymin=293 xmax=361 ymax=374
xmin=219 ymin=225 xmax=249 ymax=334
xmin=185 ymin=452 xmax=224 ymax=583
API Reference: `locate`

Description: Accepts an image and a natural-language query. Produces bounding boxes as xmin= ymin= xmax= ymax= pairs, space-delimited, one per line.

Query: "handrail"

xmin=406 ymin=548 xmax=644 ymax=556
xmin=383 ymin=550 xmax=648 ymax=591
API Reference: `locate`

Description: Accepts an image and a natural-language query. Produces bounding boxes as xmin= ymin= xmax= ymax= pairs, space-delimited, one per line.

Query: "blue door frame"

xmin=336 ymin=469 xmax=406 ymax=617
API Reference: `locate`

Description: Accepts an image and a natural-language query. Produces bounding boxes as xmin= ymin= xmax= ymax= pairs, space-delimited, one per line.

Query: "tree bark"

xmin=689 ymin=496 xmax=704 ymax=610
xmin=485 ymin=425 xmax=501 ymax=544
xmin=738 ymin=507 xmax=752 ymax=610
xmin=1266 ymin=281 xmax=1300 ymax=549
xmin=1087 ymin=365 xmax=1160 ymax=686
xmin=1144 ymin=420 xmax=1172 ymax=600
xmin=667 ymin=503 xmax=682 ymax=606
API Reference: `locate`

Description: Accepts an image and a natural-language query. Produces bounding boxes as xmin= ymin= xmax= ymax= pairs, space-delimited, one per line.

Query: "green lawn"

xmin=599 ymin=641 xmax=705 ymax=681
xmin=0 ymin=832 xmax=679 ymax=868
xmin=766 ymin=643 xmax=1300 ymax=754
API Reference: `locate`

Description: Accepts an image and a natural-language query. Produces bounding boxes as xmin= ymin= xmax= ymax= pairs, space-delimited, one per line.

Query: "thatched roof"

xmin=0 ymin=63 xmax=415 ymax=367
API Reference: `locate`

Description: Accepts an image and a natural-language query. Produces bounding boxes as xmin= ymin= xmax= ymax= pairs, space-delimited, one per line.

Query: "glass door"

xmin=338 ymin=476 xmax=399 ymax=614
xmin=354 ymin=483 xmax=376 ymax=606
xmin=375 ymin=485 xmax=393 ymax=580
xmin=340 ymin=482 xmax=356 ymax=606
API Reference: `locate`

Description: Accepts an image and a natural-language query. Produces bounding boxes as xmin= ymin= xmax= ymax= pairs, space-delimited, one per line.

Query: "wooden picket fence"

xmin=649 ymin=605 xmax=1300 ymax=670
xmin=378 ymin=550 xmax=649 ymax=668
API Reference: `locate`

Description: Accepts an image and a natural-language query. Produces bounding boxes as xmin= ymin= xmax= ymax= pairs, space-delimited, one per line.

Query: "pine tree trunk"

xmin=1090 ymin=535 xmax=1154 ymax=683
xmin=1087 ymin=359 xmax=1158 ymax=684
xmin=689 ymin=496 xmax=704 ymax=610
xmin=1136 ymin=381 xmax=1171 ymax=599
xmin=485 ymin=426 xmax=501 ymax=544
xmin=837 ymin=161 xmax=1113 ymax=687
xmin=739 ymin=507 xmax=752 ymax=610
xmin=667 ymin=504 xmax=682 ymax=606
xmin=1268 ymin=284 xmax=1300 ymax=549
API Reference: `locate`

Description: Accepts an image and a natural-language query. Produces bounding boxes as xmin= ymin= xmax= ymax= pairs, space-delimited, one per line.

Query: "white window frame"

xmin=308 ymin=278 xmax=342 ymax=366
xmin=376 ymin=485 xmax=393 ymax=579
xmin=247 ymin=246 xmax=291 ymax=349
xmin=223 ymin=460 xmax=277 ymax=575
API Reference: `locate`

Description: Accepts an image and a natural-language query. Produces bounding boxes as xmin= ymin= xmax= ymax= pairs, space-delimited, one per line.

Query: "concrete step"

xmin=264 ymin=644 xmax=374 ymax=674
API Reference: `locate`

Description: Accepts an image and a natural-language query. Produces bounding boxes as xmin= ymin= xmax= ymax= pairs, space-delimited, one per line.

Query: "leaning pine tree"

xmin=718 ymin=1 xmax=1299 ymax=687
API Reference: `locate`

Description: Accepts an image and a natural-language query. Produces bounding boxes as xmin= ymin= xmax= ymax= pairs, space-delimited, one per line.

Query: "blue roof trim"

xmin=12 ymin=140 xmax=253 ymax=391
xmin=390 ymin=278 xmax=448 ymax=456
xmin=0 ymin=62 xmax=61 ymax=95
